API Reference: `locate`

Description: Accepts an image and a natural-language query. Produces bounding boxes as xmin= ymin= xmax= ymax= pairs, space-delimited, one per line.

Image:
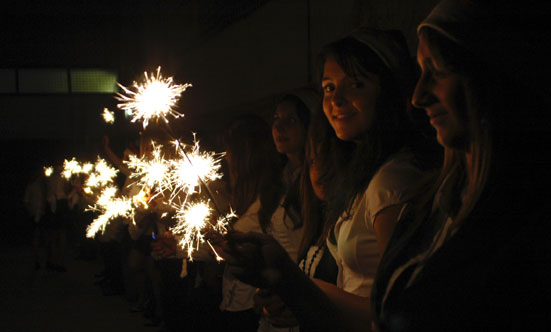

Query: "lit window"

xmin=71 ymin=69 xmax=118 ymax=93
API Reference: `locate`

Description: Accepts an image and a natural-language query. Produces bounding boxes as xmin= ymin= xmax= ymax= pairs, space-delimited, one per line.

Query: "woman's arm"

xmin=313 ymin=278 xmax=372 ymax=332
xmin=102 ymin=136 xmax=131 ymax=176
xmin=373 ymin=205 xmax=402 ymax=255
xmin=222 ymin=231 xmax=354 ymax=332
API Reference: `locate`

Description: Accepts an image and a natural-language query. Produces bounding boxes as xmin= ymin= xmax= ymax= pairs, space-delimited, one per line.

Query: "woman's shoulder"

xmin=233 ymin=198 xmax=262 ymax=232
xmin=367 ymin=151 xmax=423 ymax=194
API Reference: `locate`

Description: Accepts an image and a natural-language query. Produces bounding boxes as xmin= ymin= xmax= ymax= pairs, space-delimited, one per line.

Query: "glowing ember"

xmin=116 ymin=66 xmax=192 ymax=129
xmin=86 ymin=186 xmax=134 ymax=238
xmin=170 ymin=137 xmax=224 ymax=200
xmin=170 ymin=201 xmax=234 ymax=260
xmin=125 ymin=141 xmax=172 ymax=198
xmin=84 ymin=157 xmax=118 ymax=192
xmin=102 ymin=108 xmax=115 ymax=124
xmin=44 ymin=166 xmax=54 ymax=177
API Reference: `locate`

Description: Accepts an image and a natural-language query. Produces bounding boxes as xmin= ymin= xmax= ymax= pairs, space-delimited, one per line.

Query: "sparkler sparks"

xmin=86 ymin=186 xmax=134 ymax=238
xmin=62 ymin=158 xmax=82 ymax=179
xmin=102 ymin=108 xmax=115 ymax=124
xmin=116 ymin=66 xmax=192 ymax=129
xmin=83 ymin=157 xmax=118 ymax=193
xmin=170 ymin=201 xmax=234 ymax=260
xmin=125 ymin=141 xmax=172 ymax=199
xmin=170 ymin=138 xmax=224 ymax=199
xmin=44 ymin=166 xmax=53 ymax=177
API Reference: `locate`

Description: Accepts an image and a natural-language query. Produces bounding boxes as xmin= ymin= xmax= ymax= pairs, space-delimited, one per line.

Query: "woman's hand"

xmin=218 ymin=231 xmax=293 ymax=289
xmin=255 ymin=288 xmax=298 ymax=327
xmin=151 ymin=232 xmax=177 ymax=258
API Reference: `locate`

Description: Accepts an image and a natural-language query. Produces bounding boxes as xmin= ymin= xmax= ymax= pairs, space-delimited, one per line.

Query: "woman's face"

xmin=308 ymin=158 xmax=326 ymax=201
xmin=412 ymin=34 xmax=468 ymax=149
xmin=272 ymin=101 xmax=306 ymax=155
xmin=322 ymin=56 xmax=381 ymax=142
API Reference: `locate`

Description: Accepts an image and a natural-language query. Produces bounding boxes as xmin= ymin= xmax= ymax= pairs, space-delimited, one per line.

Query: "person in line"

xmin=370 ymin=1 xmax=551 ymax=331
xmin=257 ymin=93 xmax=312 ymax=332
xmin=220 ymin=114 xmax=285 ymax=332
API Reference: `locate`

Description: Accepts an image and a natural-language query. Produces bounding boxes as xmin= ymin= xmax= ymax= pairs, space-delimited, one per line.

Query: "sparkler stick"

xmin=163 ymin=127 xmax=226 ymax=219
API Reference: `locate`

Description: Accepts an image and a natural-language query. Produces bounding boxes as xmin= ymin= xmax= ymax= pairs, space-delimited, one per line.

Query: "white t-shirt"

xmin=220 ymin=198 xmax=262 ymax=312
xmin=327 ymin=152 xmax=422 ymax=297
xmin=268 ymin=196 xmax=303 ymax=263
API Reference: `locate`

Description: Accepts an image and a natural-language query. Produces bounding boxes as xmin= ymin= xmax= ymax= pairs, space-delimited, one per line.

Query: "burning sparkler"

xmin=44 ymin=166 xmax=53 ymax=177
xmin=62 ymin=158 xmax=82 ymax=179
xmin=116 ymin=66 xmax=192 ymax=129
xmin=170 ymin=137 xmax=224 ymax=200
xmin=84 ymin=157 xmax=118 ymax=192
xmin=86 ymin=186 xmax=134 ymax=238
xmin=170 ymin=201 xmax=235 ymax=260
xmin=125 ymin=141 xmax=172 ymax=199
xmin=102 ymin=108 xmax=115 ymax=124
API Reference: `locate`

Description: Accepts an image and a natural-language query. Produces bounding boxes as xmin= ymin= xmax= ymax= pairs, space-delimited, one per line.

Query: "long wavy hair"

xmin=223 ymin=114 xmax=284 ymax=233
xmin=315 ymin=35 xmax=425 ymax=243
xmin=276 ymin=93 xmax=312 ymax=231
xmin=297 ymin=115 xmax=330 ymax=260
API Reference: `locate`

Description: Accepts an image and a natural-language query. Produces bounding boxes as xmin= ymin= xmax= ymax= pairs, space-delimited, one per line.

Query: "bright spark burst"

xmin=170 ymin=137 xmax=224 ymax=200
xmin=170 ymin=201 xmax=234 ymax=260
xmin=86 ymin=186 xmax=134 ymax=238
xmin=44 ymin=166 xmax=53 ymax=177
xmin=62 ymin=158 xmax=82 ymax=179
xmin=125 ymin=141 xmax=172 ymax=198
xmin=84 ymin=157 xmax=118 ymax=192
xmin=116 ymin=66 xmax=192 ymax=129
xmin=102 ymin=108 xmax=115 ymax=124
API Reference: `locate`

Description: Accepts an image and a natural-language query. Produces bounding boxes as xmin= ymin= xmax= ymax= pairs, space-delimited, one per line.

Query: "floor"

xmin=0 ymin=236 xmax=159 ymax=332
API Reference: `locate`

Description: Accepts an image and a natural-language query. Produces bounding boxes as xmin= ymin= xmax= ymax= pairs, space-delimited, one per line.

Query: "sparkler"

xmin=116 ymin=66 xmax=192 ymax=129
xmin=102 ymin=108 xmax=115 ymax=124
xmin=86 ymin=186 xmax=134 ymax=238
xmin=62 ymin=158 xmax=82 ymax=179
xmin=169 ymin=137 xmax=224 ymax=200
xmin=54 ymin=66 xmax=235 ymax=260
xmin=170 ymin=201 xmax=235 ymax=260
xmin=125 ymin=141 xmax=172 ymax=199
xmin=82 ymin=157 xmax=119 ymax=195
xmin=44 ymin=166 xmax=53 ymax=177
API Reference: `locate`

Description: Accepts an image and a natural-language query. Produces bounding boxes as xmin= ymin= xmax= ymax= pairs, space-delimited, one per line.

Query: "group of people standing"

xmin=217 ymin=1 xmax=550 ymax=332
xmin=23 ymin=0 xmax=550 ymax=331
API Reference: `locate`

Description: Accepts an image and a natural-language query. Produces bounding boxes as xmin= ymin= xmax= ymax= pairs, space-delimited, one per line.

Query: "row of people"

xmin=24 ymin=1 xmax=549 ymax=331
xmin=219 ymin=1 xmax=550 ymax=332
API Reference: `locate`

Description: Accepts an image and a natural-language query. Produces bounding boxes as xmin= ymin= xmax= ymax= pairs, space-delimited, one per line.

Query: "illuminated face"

xmin=308 ymin=154 xmax=326 ymax=201
xmin=272 ymin=101 xmax=306 ymax=155
xmin=412 ymin=34 xmax=468 ymax=148
xmin=322 ymin=56 xmax=380 ymax=142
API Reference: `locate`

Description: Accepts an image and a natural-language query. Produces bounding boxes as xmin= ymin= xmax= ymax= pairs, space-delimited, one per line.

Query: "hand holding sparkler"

xmin=219 ymin=231 xmax=295 ymax=289
xmin=151 ymin=231 xmax=178 ymax=259
xmin=254 ymin=289 xmax=299 ymax=328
